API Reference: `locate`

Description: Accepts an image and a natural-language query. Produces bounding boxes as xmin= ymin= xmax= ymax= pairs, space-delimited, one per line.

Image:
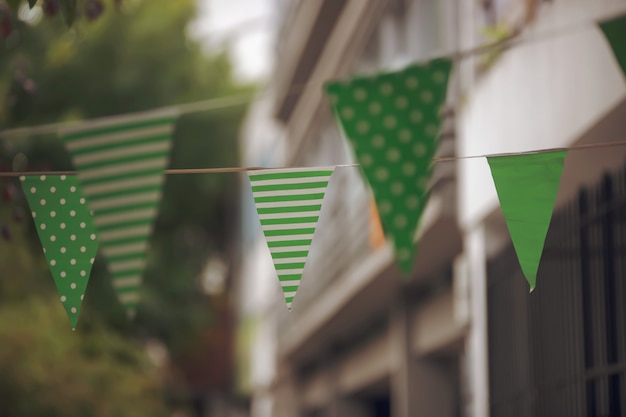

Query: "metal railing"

xmin=488 ymin=159 xmax=626 ymax=416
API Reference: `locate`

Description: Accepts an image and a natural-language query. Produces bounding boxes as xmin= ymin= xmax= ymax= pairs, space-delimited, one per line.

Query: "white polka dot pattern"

xmin=20 ymin=175 xmax=99 ymax=330
xmin=325 ymin=59 xmax=452 ymax=273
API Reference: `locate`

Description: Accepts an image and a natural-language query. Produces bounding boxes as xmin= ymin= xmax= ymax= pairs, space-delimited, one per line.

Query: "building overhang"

xmin=273 ymin=0 xmax=349 ymax=123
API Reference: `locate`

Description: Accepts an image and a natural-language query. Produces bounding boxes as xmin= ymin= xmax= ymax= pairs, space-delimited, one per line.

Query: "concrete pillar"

xmin=390 ymin=291 xmax=460 ymax=417
xmin=272 ymin=364 xmax=301 ymax=417
xmin=389 ymin=293 xmax=415 ymax=417
xmin=465 ymin=225 xmax=490 ymax=417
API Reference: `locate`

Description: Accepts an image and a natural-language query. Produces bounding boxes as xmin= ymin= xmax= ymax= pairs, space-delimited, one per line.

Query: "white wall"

xmin=458 ymin=2 xmax=626 ymax=230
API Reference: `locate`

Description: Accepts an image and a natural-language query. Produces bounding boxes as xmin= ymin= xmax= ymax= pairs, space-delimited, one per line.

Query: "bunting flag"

xmin=487 ymin=151 xmax=567 ymax=290
xmin=600 ymin=14 xmax=626 ymax=78
xmin=325 ymin=59 xmax=452 ymax=274
xmin=20 ymin=175 xmax=99 ymax=330
xmin=248 ymin=167 xmax=335 ymax=309
xmin=61 ymin=110 xmax=177 ymax=316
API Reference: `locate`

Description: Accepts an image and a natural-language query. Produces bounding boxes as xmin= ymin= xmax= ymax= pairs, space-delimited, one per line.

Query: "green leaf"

xmin=7 ymin=0 xmax=21 ymax=13
xmin=61 ymin=0 xmax=77 ymax=26
xmin=28 ymin=0 xmax=37 ymax=8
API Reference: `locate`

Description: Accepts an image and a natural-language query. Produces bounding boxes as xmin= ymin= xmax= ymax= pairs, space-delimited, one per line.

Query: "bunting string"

xmin=0 ymin=11 xmax=622 ymax=140
xmin=1 ymin=11 xmax=625 ymax=317
xmin=1 ymin=140 xmax=625 ymax=177
xmin=0 ymin=93 xmax=253 ymax=139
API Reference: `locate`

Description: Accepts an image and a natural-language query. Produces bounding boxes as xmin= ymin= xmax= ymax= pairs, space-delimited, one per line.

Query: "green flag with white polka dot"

xmin=61 ymin=110 xmax=177 ymax=317
xmin=20 ymin=175 xmax=99 ymax=330
xmin=325 ymin=59 xmax=452 ymax=274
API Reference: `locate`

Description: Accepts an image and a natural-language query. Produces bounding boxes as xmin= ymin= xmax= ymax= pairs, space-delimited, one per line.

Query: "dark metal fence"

xmin=488 ymin=160 xmax=626 ymax=417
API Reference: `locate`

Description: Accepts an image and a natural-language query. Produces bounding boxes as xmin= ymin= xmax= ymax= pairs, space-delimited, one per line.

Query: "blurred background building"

xmin=235 ymin=1 xmax=626 ymax=416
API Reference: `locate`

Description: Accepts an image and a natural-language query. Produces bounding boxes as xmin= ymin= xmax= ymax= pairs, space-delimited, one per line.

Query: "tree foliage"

xmin=0 ymin=0 xmax=251 ymax=413
xmin=0 ymin=298 xmax=170 ymax=417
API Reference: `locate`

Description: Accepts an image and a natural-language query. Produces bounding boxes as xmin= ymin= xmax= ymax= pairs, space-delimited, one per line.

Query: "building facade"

xmin=236 ymin=1 xmax=626 ymax=416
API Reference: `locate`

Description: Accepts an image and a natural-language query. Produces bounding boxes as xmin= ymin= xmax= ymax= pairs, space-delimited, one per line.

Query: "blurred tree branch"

xmin=2 ymin=0 xmax=118 ymax=33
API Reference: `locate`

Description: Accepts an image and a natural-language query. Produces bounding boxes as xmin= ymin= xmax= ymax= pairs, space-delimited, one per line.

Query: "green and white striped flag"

xmin=61 ymin=109 xmax=177 ymax=316
xmin=248 ymin=167 xmax=335 ymax=310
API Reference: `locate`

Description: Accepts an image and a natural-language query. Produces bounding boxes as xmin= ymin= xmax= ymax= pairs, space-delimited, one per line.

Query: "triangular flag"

xmin=248 ymin=167 xmax=335 ymax=309
xmin=20 ymin=175 xmax=99 ymax=330
xmin=600 ymin=14 xmax=626 ymax=78
xmin=61 ymin=110 xmax=177 ymax=316
xmin=325 ymin=59 xmax=452 ymax=274
xmin=487 ymin=151 xmax=567 ymax=290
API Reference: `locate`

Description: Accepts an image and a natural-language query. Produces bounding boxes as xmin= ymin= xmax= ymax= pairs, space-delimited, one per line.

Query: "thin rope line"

xmin=0 ymin=11 xmax=620 ymax=138
xmin=1 ymin=141 xmax=624 ymax=177
xmin=433 ymin=140 xmax=626 ymax=162
xmin=0 ymin=93 xmax=254 ymax=139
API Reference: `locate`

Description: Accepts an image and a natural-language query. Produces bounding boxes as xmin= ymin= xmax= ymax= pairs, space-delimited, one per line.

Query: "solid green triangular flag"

xmin=248 ymin=167 xmax=335 ymax=310
xmin=20 ymin=175 xmax=99 ymax=330
xmin=61 ymin=110 xmax=177 ymax=317
xmin=325 ymin=59 xmax=452 ymax=274
xmin=487 ymin=151 xmax=567 ymax=290
xmin=600 ymin=14 xmax=626 ymax=78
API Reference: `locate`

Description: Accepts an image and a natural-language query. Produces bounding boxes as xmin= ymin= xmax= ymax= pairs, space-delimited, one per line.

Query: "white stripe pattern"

xmin=249 ymin=166 xmax=335 ymax=310
xmin=79 ymin=159 xmax=165 ymax=181
xmin=109 ymin=259 xmax=145 ymax=273
xmin=269 ymin=245 xmax=311 ymax=253
xmin=252 ymin=188 xmax=328 ymax=198
xmin=90 ymin=191 xmax=160 ymax=211
xmin=265 ymin=235 xmax=314 ymax=242
xmin=94 ymin=208 xmax=158 ymax=227
xmin=257 ymin=211 xmax=321 ymax=220
xmin=100 ymin=225 xmax=152 ymax=242
xmin=255 ymin=198 xmax=325 ymax=209
xmin=65 ymin=125 xmax=173 ymax=151
xmin=113 ymin=276 xmax=143 ymax=289
xmin=62 ymin=111 xmax=177 ymax=313
xmin=83 ymin=176 xmax=162 ymax=196
xmin=74 ymin=141 xmax=170 ymax=166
